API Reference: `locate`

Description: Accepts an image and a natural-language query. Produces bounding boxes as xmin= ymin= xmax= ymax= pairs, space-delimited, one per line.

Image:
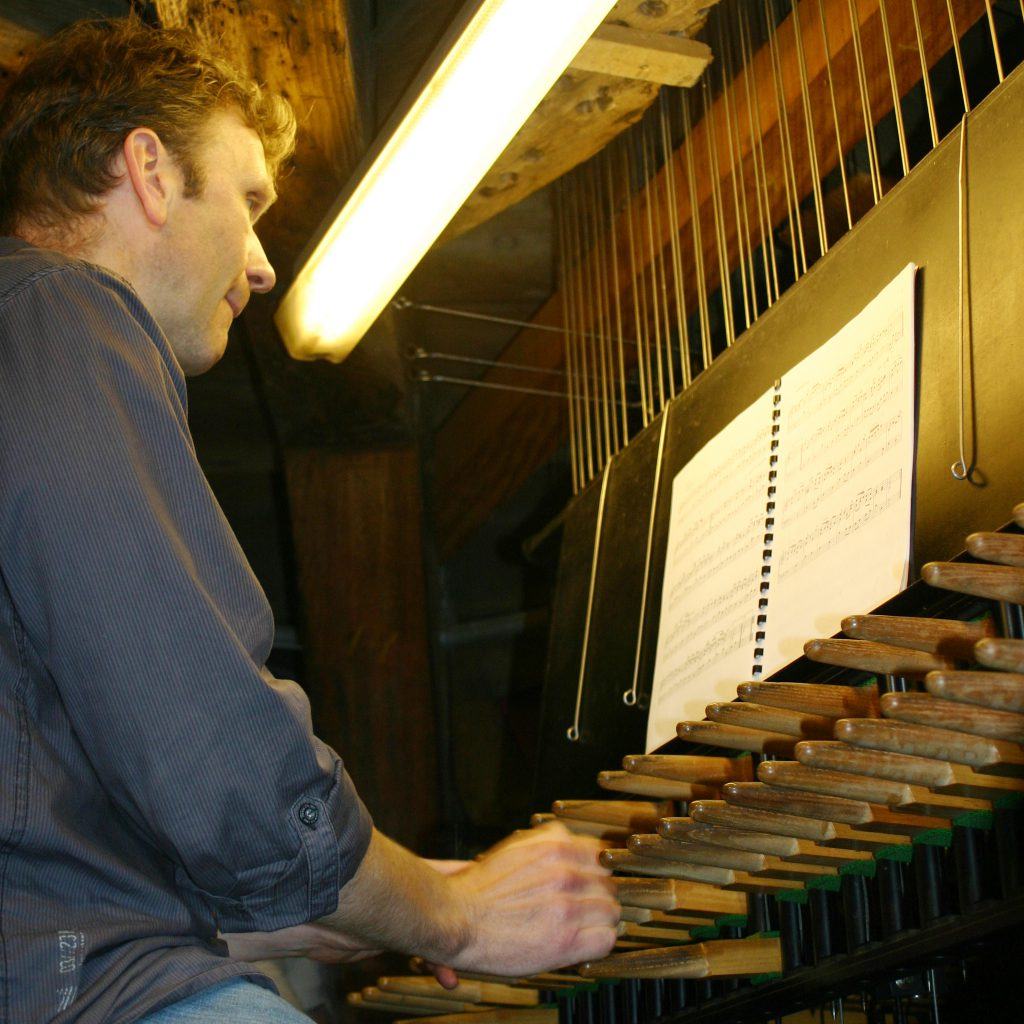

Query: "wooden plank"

xmin=284 ymin=447 xmax=438 ymax=849
xmin=0 ymin=15 xmax=39 ymax=97
xmin=570 ymin=24 xmax=713 ymax=87
xmin=433 ymin=0 xmax=986 ymax=557
xmin=443 ymin=0 xmax=718 ymax=241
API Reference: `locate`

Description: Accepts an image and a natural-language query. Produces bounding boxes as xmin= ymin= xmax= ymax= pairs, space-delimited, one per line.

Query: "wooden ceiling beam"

xmin=432 ymin=0 xmax=987 ymax=558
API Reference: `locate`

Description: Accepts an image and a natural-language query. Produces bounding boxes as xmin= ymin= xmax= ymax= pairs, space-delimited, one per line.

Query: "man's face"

xmin=150 ymin=109 xmax=277 ymax=375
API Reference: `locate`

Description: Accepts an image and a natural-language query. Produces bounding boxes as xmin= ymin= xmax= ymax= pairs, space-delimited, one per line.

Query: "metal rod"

xmin=878 ymin=0 xmax=910 ymax=176
xmin=945 ymin=0 xmax=971 ymax=113
xmin=910 ymin=0 xmax=939 ymax=148
xmin=650 ymin=108 xmax=677 ymax=398
xmin=591 ymin=160 xmax=620 ymax=453
xmin=622 ymin=141 xmax=652 ymax=426
xmin=606 ymin=146 xmax=631 ymax=444
xmin=570 ymin=173 xmax=596 ymax=482
xmin=741 ymin=3 xmax=779 ymax=305
xmin=984 ymin=0 xmax=1005 ymax=83
xmin=792 ymin=0 xmax=829 ymax=256
xmin=682 ymin=95 xmax=713 ymax=370
xmin=625 ymin=409 xmax=670 ymax=708
xmin=847 ymin=0 xmax=882 ymax=202
xmin=568 ymin=462 xmax=612 ymax=742
xmin=951 ymin=114 xmax=972 ymax=482
xmin=817 ymin=0 xmax=852 ymax=231
xmin=659 ymin=91 xmax=692 ymax=389
xmin=703 ymin=76 xmax=736 ymax=345
xmin=641 ymin=118 xmax=668 ymax=409
xmin=584 ymin=162 xmax=613 ymax=466
xmin=556 ymin=186 xmax=582 ymax=493
xmin=416 ymin=370 xmax=638 ymax=406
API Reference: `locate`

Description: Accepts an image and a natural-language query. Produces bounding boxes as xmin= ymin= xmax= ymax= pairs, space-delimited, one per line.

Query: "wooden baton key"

xmin=359 ymin=987 xmax=486 ymax=1014
xmin=676 ymin=720 xmax=797 ymax=755
xmin=683 ymin=822 xmax=873 ymax=867
xmin=579 ymin=938 xmax=782 ymax=979
xmin=722 ymin=781 xmax=947 ymax=835
xmin=921 ymin=561 xmax=1024 ymax=604
xmin=794 ymin=740 xmax=1024 ymax=799
xmin=966 ymin=531 xmax=1024 ymax=568
xmin=407 ymin=959 xmax=581 ymax=989
xmin=926 ymin=669 xmax=1024 ymax=713
xmin=835 ymin=717 xmax=1024 ymax=776
xmin=975 ymin=637 xmax=1024 ymax=673
xmin=530 ymin=812 xmax=629 ymax=842
xmin=688 ymin=800 xmax=910 ymax=851
xmin=803 ymin=638 xmax=954 ymax=676
xmin=841 ymin=613 xmax=994 ymax=659
xmin=612 ymin=876 xmax=748 ymax=915
xmin=379 ymin=978 xmax=539 ymax=1007
xmin=736 ymin=681 xmax=879 ymax=717
xmin=880 ymin=691 xmax=1024 ymax=742
xmin=552 ymin=800 xmax=669 ymax=831
xmin=603 ymin=848 xmax=737 ymax=885
xmin=757 ymin=760 xmax=991 ymax=818
xmin=706 ymin=701 xmax=836 ymax=738
xmin=394 ymin=1013 xmax=558 ymax=1024
xmin=622 ymin=753 xmax=754 ymax=783
xmin=598 ymin=771 xmax=718 ymax=801
xmin=1015 ymin=503 xmax=1024 ymax=529
xmin=620 ymin=922 xmax=694 ymax=944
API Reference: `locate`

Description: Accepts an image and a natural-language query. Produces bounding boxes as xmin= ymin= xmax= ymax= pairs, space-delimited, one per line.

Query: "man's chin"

xmin=175 ymin=331 xmax=230 ymax=377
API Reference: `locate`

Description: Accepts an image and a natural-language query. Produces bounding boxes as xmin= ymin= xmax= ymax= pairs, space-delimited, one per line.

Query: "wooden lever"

xmin=922 ymin=561 xmax=1024 ymax=604
xmin=552 ymin=800 xmax=669 ymax=830
xmin=394 ymin=1013 xmax=558 ymax=1024
xmin=580 ymin=938 xmax=782 ymax=979
xmin=758 ymin=760 xmax=990 ymax=818
xmin=676 ymin=720 xmax=796 ymax=755
xmin=379 ymin=978 xmax=539 ymax=1007
xmin=622 ymin=753 xmax=754 ymax=783
xmin=407 ymin=959 xmax=579 ymax=989
xmin=926 ymin=669 xmax=1024 ymax=712
xmin=736 ymin=681 xmax=879 ymax=717
xmin=975 ymin=637 xmax=1024 ymax=673
xmin=629 ymin=834 xmax=766 ymax=872
xmin=621 ymin=922 xmax=694 ymax=944
xmin=840 ymin=613 xmax=993 ymax=659
xmin=359 ymin=987 xmax=484 ymax=1014
xmin=794 ymin=740 xmax=1024 ymax=799
xmin=612 ymin=876 xmax=748 ymax=914
xmin=835 ymin=717 xmax=1024 ymax=776
xmin=603 ymin=848 xmax=736 ymax=885
xmin=706 ymin=701 xmax=835 ymax=737
xmin=530 ymin=813 xmax=629 ymax=841
xmin=684 ymin=823 xmax=873 ymax=866
xmin=880 ymin=691 xmax=1024 ymax=742
xmin=688 ymin=799 xmax=910 ymax=851
xmin=803 ymin=638 xmax=954 ymax=675
xmin=966 ymin=531 xmax=1024 ymax=568
xmin=1015 ymin=503 xmax=1024 ymax=529
xmin=722 ymin=781 xmax=947 ymax=834
xmin=598 ymin=771 xmax=718 ymax=801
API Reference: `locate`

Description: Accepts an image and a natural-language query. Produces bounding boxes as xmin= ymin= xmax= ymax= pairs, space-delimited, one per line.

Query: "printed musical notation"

xmin=646 ymin=265 xmax=916 ymax=751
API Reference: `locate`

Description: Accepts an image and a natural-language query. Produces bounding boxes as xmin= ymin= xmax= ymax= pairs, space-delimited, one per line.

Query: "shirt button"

xmin=298 ymin=802 xmax=320 ymax=828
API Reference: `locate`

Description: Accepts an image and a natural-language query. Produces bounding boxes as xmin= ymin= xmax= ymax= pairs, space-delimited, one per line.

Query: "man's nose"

xmin=246 ymin=230 xmax=277 ymax=293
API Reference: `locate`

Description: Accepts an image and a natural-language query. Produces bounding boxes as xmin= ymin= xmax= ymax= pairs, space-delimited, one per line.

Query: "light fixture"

xmin=274 ymin=0 xmax=618 ymax=363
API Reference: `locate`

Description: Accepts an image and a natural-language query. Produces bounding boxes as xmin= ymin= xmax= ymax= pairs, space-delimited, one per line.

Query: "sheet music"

xmin=645 ymin=391 xmax=773 ymax=751
xmin=762 ymin=264 xmax=917 ymax=673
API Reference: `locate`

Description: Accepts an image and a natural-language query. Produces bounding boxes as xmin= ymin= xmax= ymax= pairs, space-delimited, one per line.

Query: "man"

xmin=0 ymin=18 xmax=618 ymax=1024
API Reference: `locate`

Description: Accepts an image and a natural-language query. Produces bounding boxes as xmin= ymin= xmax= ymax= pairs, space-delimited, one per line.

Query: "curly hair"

xmin=0 ymin=16 xmax=296 ymax=236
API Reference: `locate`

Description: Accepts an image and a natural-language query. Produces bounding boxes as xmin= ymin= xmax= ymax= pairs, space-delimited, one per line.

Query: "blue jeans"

xmin=137 ymin=978 xmax=313 ymax=1023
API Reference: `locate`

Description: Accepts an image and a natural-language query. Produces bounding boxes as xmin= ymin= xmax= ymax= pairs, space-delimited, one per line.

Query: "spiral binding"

xmin=753 ymin=380 xmax=783 ymax=678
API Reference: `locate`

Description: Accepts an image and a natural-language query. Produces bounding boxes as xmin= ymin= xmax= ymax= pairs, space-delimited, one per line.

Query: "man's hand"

xmin=221 ymin=922 xmax=382 ymax=964
xmin=445 ymin=823 xmax=619 ymax=976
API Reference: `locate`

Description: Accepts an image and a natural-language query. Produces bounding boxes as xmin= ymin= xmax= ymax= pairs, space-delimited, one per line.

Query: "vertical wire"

xmin=817 ymin=0 xmax=852 ymax=231
xmin=640 ymin=118 xmax=668 ymax=410
xmin=722 ymin=17 xmax=758 ymax=324
xmin=847 ymin=0 xmax=882 ymax=202
xmin=945 ymin=0 xmax=971 ymax=113
xmin=660 ymin=91 xmax=693 ymax=389
xmin=910 ymin=0 xmax=939 ymax=149
xmin=556 ymin=185 xmax=581 ymax=494
xmin=618 ymin=141 xmax=651 ymax=428
xmin=682 ymin=95 xmax=713 ymax=370
xmin=570 ymin=174 xmax=595 ymax=482
xmin=717 ymin=16 xmax=752 ymax=331
xmin=593 ymin=160 xmax=614 ymax=452
xmin=606 ymin=146 xmax=630 ymax=443
xmin=951 ymin=115 xmax=972 ymax=481
xmin=877 ymin=0 xmax=910 ymax=177
xmin=595 ymin=159 xmax=621 ymax=452
xmin=983 ymin=0 xmax=1005 ymax=83
xmin=765 ymin=0 xmax=804 ymax=280
xmin=651 ymin=108 xmax=678 ymax=398
xmin=585 ymin=162 xmax=613 ymax=464
xmin=792 ymin=0 xmax=828 ymax=256
xmin=741 ymin=4 xmax=780 ymax=305
xmin=703 ymin=76 xmax=736 ymax=346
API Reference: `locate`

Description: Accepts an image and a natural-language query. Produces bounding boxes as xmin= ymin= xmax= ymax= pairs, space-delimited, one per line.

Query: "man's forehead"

xmin=203 ymin=108 xmax=275 ymax=195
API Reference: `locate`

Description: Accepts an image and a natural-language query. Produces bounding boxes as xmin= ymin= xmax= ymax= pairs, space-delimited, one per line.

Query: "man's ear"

xmin=120 ymin=127 xmax=177 ymax=228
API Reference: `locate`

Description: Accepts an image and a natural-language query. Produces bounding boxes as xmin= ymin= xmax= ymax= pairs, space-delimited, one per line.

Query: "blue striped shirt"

xmin=0 ymin=238 xmax=372 ymax=1024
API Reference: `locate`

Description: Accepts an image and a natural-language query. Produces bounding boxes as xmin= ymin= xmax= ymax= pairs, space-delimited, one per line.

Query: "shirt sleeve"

xmin=0 ymin=263 xmax=372 ymax=932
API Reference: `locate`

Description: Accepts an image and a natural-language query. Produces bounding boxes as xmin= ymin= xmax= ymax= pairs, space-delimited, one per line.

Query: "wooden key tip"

xmin=622 ymin=754 xmax=641 ymax=772
xmin=736 ymin=682 xmax=756 ymax=700
xmin=757 ymin=761 xmax=781 ymax=782
xmin=832 ymin=719 xmax=857 ymax=742
xmin=921 ymin=562 xmax=942 ymax=585
xmin=840 ymin=615 xmax=864 ymax=634
xmin=803 ymin=638 xmax=825 ymax=657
